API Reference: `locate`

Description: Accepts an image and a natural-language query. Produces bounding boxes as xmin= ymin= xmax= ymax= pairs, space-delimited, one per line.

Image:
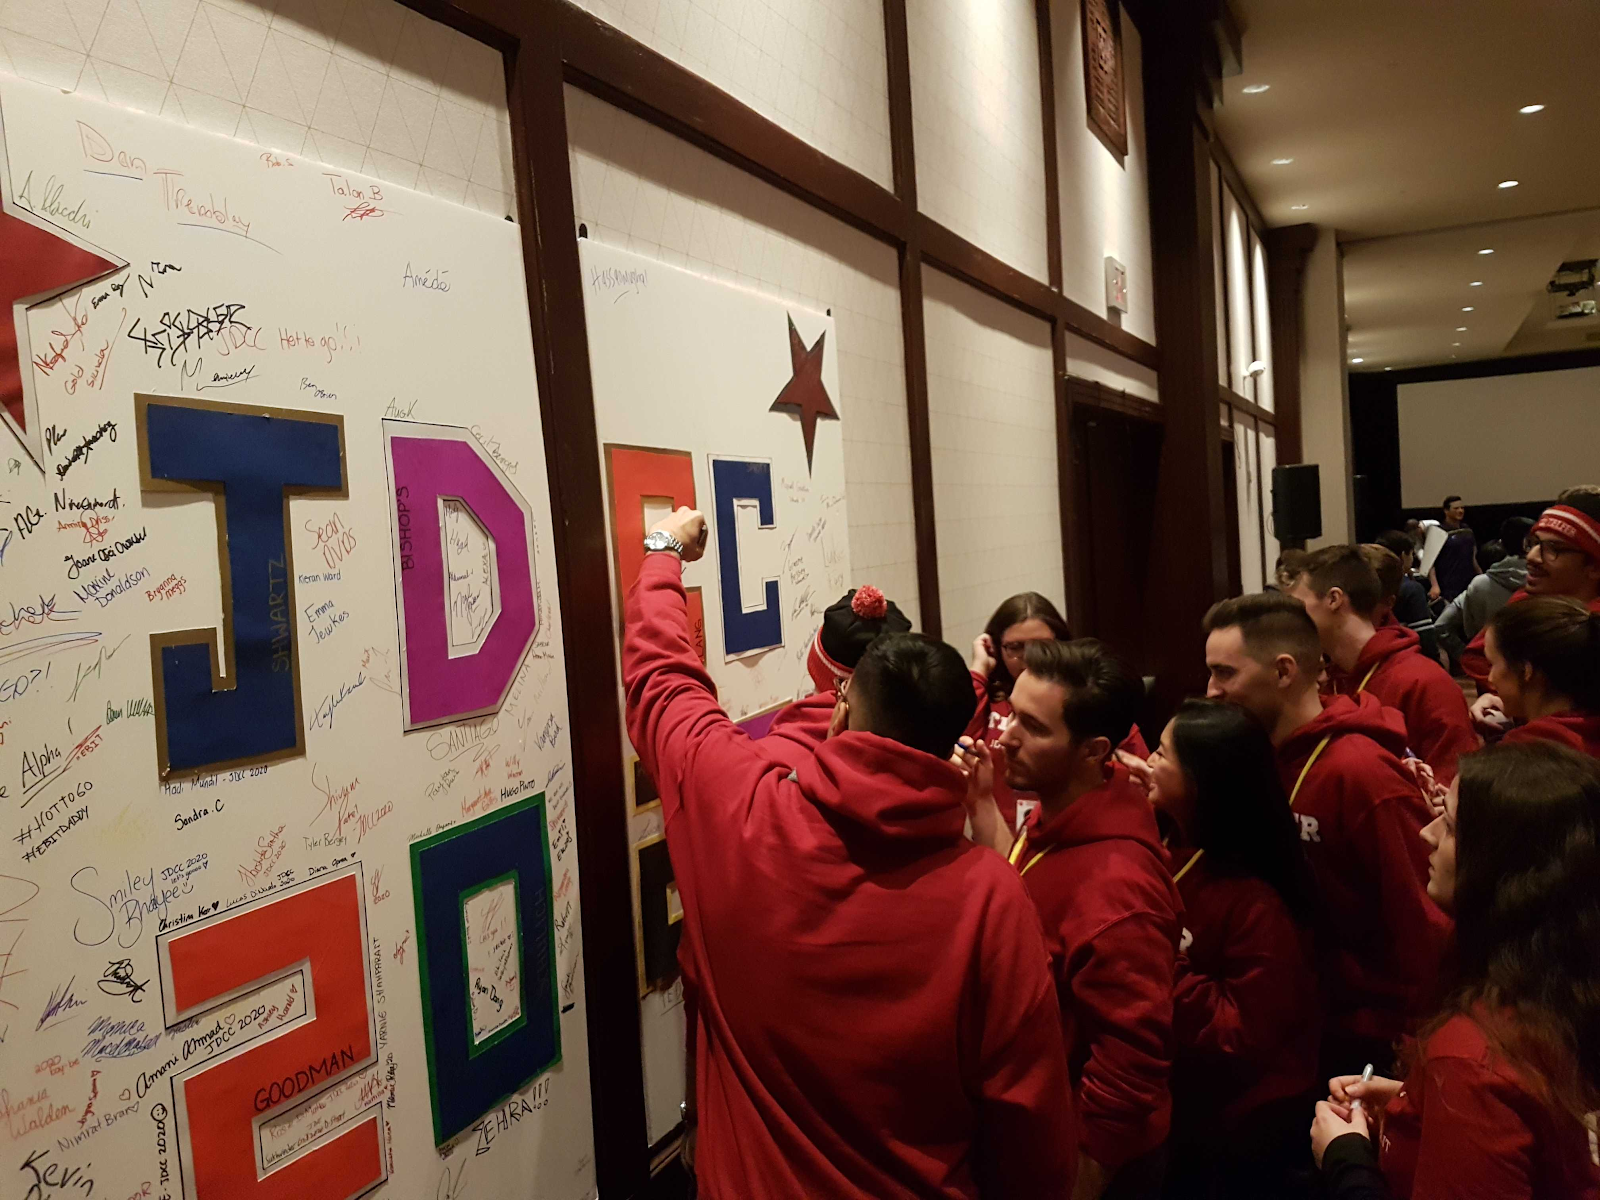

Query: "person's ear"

xmin=1325 ymin=586 xmax=1345 ymax=614
xmin=1275 ymin=653 xmax=1299 ymax=688
xmin=1083 ymin=734 xmax=1112 ymax=765
xmin=827 ymin=696 xmax=848 ymax=739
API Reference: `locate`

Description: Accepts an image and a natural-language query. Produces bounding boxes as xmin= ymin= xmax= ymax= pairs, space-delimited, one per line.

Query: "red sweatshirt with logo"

xmin=1017 ymin=776 xmax=1180 ymax=1171
xmin=1168 ymin=851 xmax=1320 ymax=1137
xmin=1378 ymin=1014 xmax=1600 ymax=1199
xmin=1462 ymin=590 xmax=1600 ymax=687
xmin=624 ymin=554 xmax=1077 ymax=1200
xmin=968 ymin=674 xmax=1150 ymax=831
xmin=1277 ymin=694 xmax=1450 ymax=1044
xmin=1503 ymin=711 xmax=1600 ymax=758
xmin=1329 ymin=625 xmax=1479 ymax=782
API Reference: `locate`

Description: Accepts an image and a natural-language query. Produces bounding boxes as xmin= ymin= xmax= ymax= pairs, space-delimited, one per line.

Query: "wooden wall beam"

xmin=882 ymin=0 xmax=943 ymax=638
xmin=1141 ymin=2 xmax=1230 ymax=718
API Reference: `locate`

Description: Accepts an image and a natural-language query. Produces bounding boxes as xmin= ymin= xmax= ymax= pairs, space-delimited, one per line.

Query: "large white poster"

xmin=578 ymin=239 xmax=851 ymax=1141
xmin=0 ymin=74 xmax=594 ymax=1200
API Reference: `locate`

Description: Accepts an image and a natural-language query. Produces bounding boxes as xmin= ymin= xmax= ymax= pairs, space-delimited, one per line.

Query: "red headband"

xmin=1532 ymin=505 xmax=1600 ymax=563
xmin=807 ymin=627 xmax=852 ymax=694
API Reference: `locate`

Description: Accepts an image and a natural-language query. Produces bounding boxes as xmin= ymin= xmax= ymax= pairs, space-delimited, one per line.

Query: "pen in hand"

xmin=1351 ymin=1062 xmax=1375 ymax=1117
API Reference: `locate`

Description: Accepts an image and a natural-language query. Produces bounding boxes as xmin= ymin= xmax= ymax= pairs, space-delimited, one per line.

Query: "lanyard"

xmin=1171 ymin=848 xmax=1204 ymax=885
xmin=1290 ymin=735 xmax=1332 ymax=807
xmin=1007 ymin=831 xmax=1051 ymax=877
xmin=1285 ymin=663 xmax=1372 ymax=809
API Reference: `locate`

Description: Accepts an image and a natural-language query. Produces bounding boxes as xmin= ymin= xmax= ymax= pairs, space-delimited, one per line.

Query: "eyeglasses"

xmin=1000 ymin=641 xmax=1033 ymax=656
xmin=1525 ymin=535 xmax=1582 ymax=563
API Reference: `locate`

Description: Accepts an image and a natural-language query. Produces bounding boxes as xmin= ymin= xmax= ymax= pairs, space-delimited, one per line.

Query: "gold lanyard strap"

xmin=1356 ymin=662 xmax=1380 ymax=694
xmin=1171 ymin=848 xmax=1204 ymax=886
xmin=1007 ymin=830 xmax=1028 ymax=866
xmin=1007 ymin=830 xmax=1051 ymax=877
xmin=1290 ymin=735 xmax=1333 ymax=807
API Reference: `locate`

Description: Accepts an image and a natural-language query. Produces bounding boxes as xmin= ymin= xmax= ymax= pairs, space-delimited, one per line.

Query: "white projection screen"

xmin=1398 ymin=365 xmax=1600 ymax=508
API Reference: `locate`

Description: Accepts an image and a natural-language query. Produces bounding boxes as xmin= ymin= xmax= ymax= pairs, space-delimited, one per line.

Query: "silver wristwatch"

xmin=642 ymin=530 xmax=685 ymax=557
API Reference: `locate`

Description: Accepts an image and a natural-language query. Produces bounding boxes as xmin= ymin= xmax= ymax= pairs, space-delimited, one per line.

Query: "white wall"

xmin=566 ymin=89 xmax=919 ymax=627
xmin=1301 ymin=226 xmax=1353 ymax=547
xmin=566 ymin=0 xmax=893 ymax=187
xmin=906 ymin=0 xmax=1049 ymax=281
xmin=1051 ymin=0 xmax=1155 ymax=344
xmin=923 ymin=267 xmax=1062 ymax=653
xmin=1398 ymin=365 xmax=1600 ymax=508
xmin=1064 ymin=331 xmax=1158 ymax=401
xmin=0 ymin=0 xmax=517 ymax=217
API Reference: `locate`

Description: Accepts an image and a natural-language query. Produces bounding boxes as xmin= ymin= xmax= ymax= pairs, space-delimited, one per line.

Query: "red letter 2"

xmin=156 ymin=867 xmax=385 ymax=1200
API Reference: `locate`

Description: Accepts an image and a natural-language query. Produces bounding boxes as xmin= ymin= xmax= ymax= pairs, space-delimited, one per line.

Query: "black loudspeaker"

xmin=1272 ymin=464 xmax=1322 ymax=543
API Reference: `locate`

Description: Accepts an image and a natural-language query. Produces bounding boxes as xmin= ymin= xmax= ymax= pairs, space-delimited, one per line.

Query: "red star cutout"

xmin=769 ymin=314 xmax=838 ymax=473
xmin=2 ymin=181 xmax=123 ymax=467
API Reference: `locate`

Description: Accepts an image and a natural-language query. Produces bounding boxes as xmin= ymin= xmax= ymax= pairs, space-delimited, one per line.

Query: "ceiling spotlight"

xmin=1479 ymin=248 xmax=1495 ymax=255
xmin=1242 ymin=83 xmax=1271 ymax=94
xmin=1290 ymin=203 xmax=1309 ymax=211
xmin=1384 ymin=367 xmax=1393 ymax=371
xmin=1271 ymin=157 xmax=1295 ymax=165
xmin=1462 ymin=306 xmax=1475 ymax=312
xmin=1470 ymin=281 xmax=1483 ymax=286
xmin=1519 ymin=104 xmax=1545 ymax=114
xmin=1498 ymin=180 xmax=1519 ymax=189
xmin=1456 ymin=326 xmax=1468 ymax=332
xmin=1350 ymin=358 xmax=1364 ymax=364
xmin=1453 ymin=342 xmax=1461 ymax=346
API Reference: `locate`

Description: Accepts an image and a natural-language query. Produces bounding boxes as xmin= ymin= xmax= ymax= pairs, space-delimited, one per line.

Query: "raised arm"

xmin=621 ymin=509 xmax=769 ymax=819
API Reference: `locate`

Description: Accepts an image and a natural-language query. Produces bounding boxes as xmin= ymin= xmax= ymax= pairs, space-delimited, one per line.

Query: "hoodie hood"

xmin=1280 ymin=692 xmax=1411 ymax=766
xmin=1353 ymin=623 xmax=1421 ymax=676
xmin=1506 ymin=711 xmax=1600 ymax=759
xmin=1486 ymin=555 xmax=1527 ymax=591
xmin=1026 ymin=774 xmax=1164 ymax=857
xmin=793 ymin=731 xmax=967 ymax=843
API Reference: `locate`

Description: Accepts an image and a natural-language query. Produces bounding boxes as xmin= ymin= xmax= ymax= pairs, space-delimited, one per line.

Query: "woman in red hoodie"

xmin=967 ymin=592 xmax=1147 ymax=830
xmin=1483 ymin=596 xmax=1600 ymax=757
xmin=1147 ymin=699 xmax=1320 ymax=1198
xmin=1311 ymin=741 xmax=1600 ymax=1198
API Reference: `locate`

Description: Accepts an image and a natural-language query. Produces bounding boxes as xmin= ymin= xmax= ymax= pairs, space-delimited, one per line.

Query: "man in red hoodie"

xmin=1287 ymin=544 xmax=1478 ymax=781
xmin=965 ymin=639 xmax=1179 ymax=1200
xmin=1462 ymin=490 xmax=1600 ymax=712
xmin=624 ymin=507 xmax=1077 ymax=1200
xmin=1202 ymin=593 xmax=1449 ymax=1079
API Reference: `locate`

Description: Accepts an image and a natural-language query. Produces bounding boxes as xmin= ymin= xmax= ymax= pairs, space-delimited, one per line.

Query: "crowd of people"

xmin=619 ymin=485 xmax=1600 ymax=1200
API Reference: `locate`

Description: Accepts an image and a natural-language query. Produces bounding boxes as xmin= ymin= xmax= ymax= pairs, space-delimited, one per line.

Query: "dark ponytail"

xmin=1489 ymin=596 xmax=1600 ymax=711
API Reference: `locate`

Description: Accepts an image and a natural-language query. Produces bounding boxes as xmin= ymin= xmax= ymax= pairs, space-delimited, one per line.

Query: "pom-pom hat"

xmin=806 ymin=586 xmax=912 ymax=692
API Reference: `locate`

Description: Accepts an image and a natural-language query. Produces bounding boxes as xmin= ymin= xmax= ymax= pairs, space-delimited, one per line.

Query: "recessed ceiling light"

xmin=1452 ymin=342 xmax=1462 ymax=346
xmin=1242 ymin=83 xmax=1271 ymax=94
xmin=1498 ymin=180 xmax=1519 ymax=189
xmin=1470 ymin=281 xmax=1483 ymax=286
xmin=1519 ymin=104 xmax=1545 ymax=114
xmin=1350 ymin=357 xmax=1364 ymax=364
xmin=1462 ymin=306 xmax=1475 ymax=312
xmin=1479 ymin=248 xmax=1495 ymax=255
xmin=1271 ymin=157 xmax=1295 ymax=166
xmin=1290 ymin=203 xmax=1309 ymax=211
xmin=1384 ymin=367 xmax=1393 ymax=371
xmin=1456 ymin=326 xmax=1468 ymax=332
